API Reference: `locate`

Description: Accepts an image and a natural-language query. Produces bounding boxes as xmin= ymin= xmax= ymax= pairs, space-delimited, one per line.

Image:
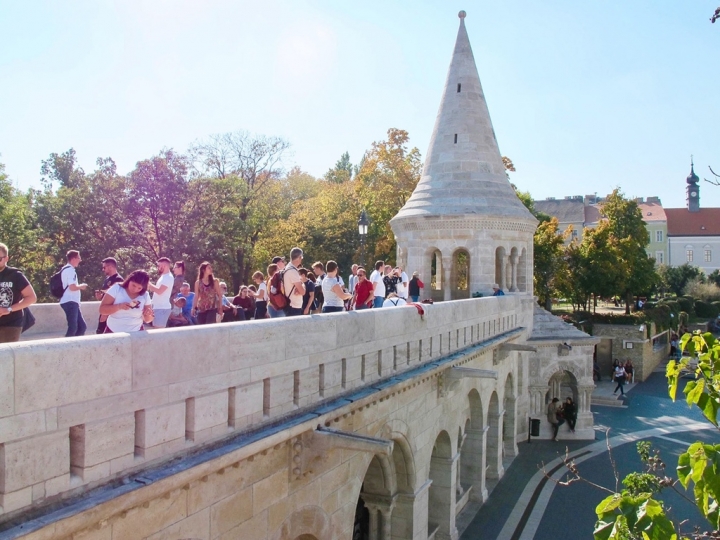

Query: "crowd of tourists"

xmin=0 ymin=243 xmax=433 ymax=343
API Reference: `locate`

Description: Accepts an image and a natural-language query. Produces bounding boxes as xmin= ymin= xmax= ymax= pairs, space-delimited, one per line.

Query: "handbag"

xmin=21 ymin=307 xmax=36 ymax=333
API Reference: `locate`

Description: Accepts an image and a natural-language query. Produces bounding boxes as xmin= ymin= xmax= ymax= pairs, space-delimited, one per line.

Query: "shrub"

xmin=684 ymin=279 xmax=720 ymax=302
xmin=643 ymin=301 xmax=657 ymax=309
xmin=695 ymin=300 xmax=720 ymax=318
xmin=676 ymin=297 xmax=694 ymax=315
xmin=679 ymin=311 xmax=689 ymax=326
xmin=659 ymin=300 xmax=680 ymax=315
xmin=643 ymin=304 xmax=672 ymax=332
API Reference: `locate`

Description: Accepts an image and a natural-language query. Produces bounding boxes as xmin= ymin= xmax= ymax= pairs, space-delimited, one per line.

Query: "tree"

xmin=712 ymin=7 xmax=719 ymax=23
xmin=354 ymin=128 xmax=422 ymax=263
xmin=601 ymin=190 xmax=658 ymax=314
xmin=324 ymin=152 xmax=354 ymax=183
xmin=534 ymin=217 xmax=569 ymax=310
xmin=659 ymin=264 xmax=705 ymax=297
xmin=189 ymin=132 xmax=291 ymax=287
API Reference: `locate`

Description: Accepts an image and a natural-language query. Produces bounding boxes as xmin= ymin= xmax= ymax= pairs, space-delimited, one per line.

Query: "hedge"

xmin=695 ymin=300 xmax=720 ymax=318
xmin=676 ymin=297 xmax=695 ymax=315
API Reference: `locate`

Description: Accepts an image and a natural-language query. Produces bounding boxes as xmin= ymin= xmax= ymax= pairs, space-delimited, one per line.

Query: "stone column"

xmin=503 ymin=399 xmax=518 ymax=458
xmin=428 ymin=454 xmax=459 ymax=540
xmin=462 ymin=427 xmax=488 ymax=503
xmin=394 ymin=481 xmax=431 ymax=540
xmin=509 ymin=254 xmax=519 ymax=292
xmin=486 ymin=411 xmax=505 ymax=483
xmin=366 ymin=504 xmax=380 ymax=540
xmin=499 ymin=257 xmax=507 ymax=290
xmin=442 ymin=256 xmax=452 ymax=302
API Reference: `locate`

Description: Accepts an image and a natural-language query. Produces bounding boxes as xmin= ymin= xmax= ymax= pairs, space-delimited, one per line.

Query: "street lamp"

xmin=358 ymin=209 xmax=369 ymax=267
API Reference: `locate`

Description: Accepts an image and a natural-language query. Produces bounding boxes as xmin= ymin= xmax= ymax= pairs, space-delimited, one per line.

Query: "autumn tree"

xmin=354 ymin=128 xmax=422 ymax=263
xmin=324 ymin=152 xmax=354 ymax=184
xmin=189 ymin=132 xmax=291 ymax=288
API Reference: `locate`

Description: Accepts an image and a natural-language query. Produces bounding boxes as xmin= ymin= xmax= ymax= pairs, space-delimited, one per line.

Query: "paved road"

xmin=460 ymin=371 xmax=716 ymax=540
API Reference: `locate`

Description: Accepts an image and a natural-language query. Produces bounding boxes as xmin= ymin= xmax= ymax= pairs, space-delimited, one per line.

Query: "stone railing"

xmin=21 ymin=301 xmax=101 ymax=340
xmin=0 ymin=296 xmax=527 ymax=518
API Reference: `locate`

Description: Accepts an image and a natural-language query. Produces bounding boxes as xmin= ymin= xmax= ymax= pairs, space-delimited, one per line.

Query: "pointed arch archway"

xmin=451 ymin=248 xmax=471 ymax=300
xmin=428 ymin=247 xmax=444 ymax=303
xmin=428 ymin=430 xmax=457 ymax=539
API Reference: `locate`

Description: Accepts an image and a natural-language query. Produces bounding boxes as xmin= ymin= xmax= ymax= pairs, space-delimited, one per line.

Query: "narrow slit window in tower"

xmin=454 ymin=134 xmax=458 ymax=144
xmin=457 ymin=83 xmax=461 ymax=93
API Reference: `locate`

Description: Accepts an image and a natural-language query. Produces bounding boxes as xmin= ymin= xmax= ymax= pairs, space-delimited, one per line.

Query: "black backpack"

xmin=49 ymin=265 xmax=71 ymax=299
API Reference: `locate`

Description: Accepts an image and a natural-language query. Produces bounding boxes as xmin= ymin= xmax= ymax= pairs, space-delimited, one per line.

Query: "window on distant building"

xmin=687 ymin=250 xmax=694 ymax=262
xmin=655 ymin=251 xmax=664 ymax=264
xmin=656 ymin=230 xmax=663 ymax=243
xmin=571 ymin=230 xmax=578 ymax=240
xmin=705 ymin=250 xmax=712 ymax=262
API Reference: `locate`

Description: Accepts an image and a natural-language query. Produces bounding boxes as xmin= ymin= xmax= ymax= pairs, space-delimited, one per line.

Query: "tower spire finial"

xmin=458 ymin=10 xmax=466 ymax=19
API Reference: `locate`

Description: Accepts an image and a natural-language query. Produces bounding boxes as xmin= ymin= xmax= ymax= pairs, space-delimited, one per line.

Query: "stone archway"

xmin=429 ymin=248 xmax=444 ymax=303
xmin=546 ymin=369 xmax=579 ymax=406
xmin=428 ymin=430 xmax=457 ymax=540
xmin=460 ymin=389 xmax=486 ymax=502
xmin=451 ymin=248 xmax=470 ymax=300
xmin=357 ymin=454 xmax=394 ymax=540
xmin=278 ymin=506 xmax=332 ymax=540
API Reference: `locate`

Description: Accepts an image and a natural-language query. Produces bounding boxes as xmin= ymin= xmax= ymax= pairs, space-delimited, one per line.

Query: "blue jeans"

xmin=61 ymin=301 xmax=87 ymax=337
xmin=410 ymin=295 xmax=419 ymax=303
xmin=322 ymin=306 xmax=343 ymax=313
xmin=355 ymin=304 xmax=369 ymax=310
xmin=286 ymin=307 xmax=304 ymax=317
xmin=267 ymin=305 xmax=286 ymax=318
xmin=373 ymin=296 xmax=384 ymax=308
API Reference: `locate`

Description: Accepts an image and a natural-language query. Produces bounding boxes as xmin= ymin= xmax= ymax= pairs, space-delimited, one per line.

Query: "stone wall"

xmin=0 ymin=296 xmax=529 ymax=525
xmin=592 ymin=323 xmax=669 ymax=381
xmin=21 ymin=301 xmax=101 ymax=340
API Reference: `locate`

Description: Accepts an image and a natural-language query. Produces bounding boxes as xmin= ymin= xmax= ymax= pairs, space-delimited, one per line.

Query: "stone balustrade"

xmin=21 ymin=301 xmax=101 ymax=340
xmin=0 ymin=296 xmax=526 ymax=519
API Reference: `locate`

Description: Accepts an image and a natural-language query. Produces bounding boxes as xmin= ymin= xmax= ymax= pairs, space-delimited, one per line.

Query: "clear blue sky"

xmin=1 ymin=1 xmax=718 ymax=209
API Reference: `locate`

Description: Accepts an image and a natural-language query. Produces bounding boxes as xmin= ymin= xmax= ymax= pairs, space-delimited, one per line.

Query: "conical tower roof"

xmin=392 ymin=11 xmax=535 ymax=224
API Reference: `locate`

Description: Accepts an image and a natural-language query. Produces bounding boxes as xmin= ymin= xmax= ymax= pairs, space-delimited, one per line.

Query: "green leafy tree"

xmin=534 ymin=217 xmax=569 ymax=310
xmin=324 ymin=151 xmax=354 ymax=184
xmin=601 ymin=190 xmax=658 ymax=314
xmin=659 ymin=264 xmax=706 ymax=297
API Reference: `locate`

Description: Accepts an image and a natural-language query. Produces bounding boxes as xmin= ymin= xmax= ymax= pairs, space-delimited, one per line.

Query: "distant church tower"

xmin=686 ymin=159 xmax=700 ymax=212
xmin=390 ymin=11 xmax=537 ymax=300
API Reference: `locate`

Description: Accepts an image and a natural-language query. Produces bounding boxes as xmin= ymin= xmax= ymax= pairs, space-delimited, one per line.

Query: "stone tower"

xmin=390 ymin=11 xmax=537 ymax=301
xmin=686 ymin=159 xmax=700 ymax=212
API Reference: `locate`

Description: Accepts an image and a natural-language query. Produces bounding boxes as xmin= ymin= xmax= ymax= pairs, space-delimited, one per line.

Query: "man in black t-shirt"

xmin=94 ymin=257 xmax=124 ymax=334
xmin=0 ymin=242 xmax=37 ymax=343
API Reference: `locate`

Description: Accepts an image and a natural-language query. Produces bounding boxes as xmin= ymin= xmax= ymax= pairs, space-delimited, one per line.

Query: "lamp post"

xmin=358 ymin=209 xmax=369 ymax=267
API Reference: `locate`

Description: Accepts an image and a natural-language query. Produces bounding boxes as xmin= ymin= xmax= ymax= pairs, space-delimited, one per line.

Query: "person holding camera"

xmin=98 ymin=270 xmax=154 ymax=333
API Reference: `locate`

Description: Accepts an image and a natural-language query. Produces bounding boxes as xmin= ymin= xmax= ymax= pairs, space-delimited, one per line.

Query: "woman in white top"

xmin=321 ymin=261 xmax=352 ymax=313
xmin=98 ymin=270 xmax=154 ymax=333
xmin=252 ymin=271 xmax=268 ymax=319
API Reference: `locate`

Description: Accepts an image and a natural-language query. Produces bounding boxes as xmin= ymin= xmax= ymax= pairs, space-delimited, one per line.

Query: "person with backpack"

xmin=58 ymin=250 xmax=89 ymax=337
xmin=408 ymin=271 xmax=424 ymax=302
xmin=283 ymin=248 xmax=306 ymax=317
xmin=94 ymin=257 xmax=123 ymax=334
xmin=0 ymin=242 xmax=37 ymax=343
xmin=266 ymin=264 xmax=286 ymax=318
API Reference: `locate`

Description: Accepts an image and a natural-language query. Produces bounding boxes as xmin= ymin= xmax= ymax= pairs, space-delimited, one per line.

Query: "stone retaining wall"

xmin=0 ymin=296 xmax=527 ymax=520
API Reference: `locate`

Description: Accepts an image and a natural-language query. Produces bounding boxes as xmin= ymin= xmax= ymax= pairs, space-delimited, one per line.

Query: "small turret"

xmin=687 ymin=158 xmax=700 ymax=212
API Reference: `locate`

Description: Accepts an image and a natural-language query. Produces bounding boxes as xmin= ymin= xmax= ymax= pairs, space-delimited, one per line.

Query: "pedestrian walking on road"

xmin=613 ymin=364 xmax=626 ymax=396
xmin=546 ymin=397 xmax=564 ymax=441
